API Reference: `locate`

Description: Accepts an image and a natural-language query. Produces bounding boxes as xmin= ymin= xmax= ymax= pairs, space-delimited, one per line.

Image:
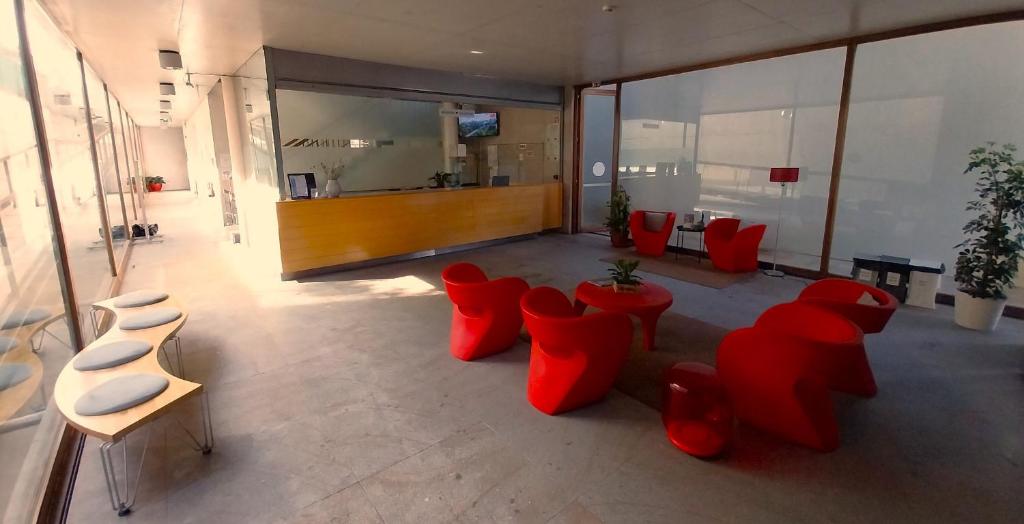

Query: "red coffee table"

xmin=574 ymin=281 xmax=673 ymax=351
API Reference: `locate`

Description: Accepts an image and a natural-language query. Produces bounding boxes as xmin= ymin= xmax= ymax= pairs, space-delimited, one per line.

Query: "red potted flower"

xmin=145 ymin=176 xmax=166 ymax=192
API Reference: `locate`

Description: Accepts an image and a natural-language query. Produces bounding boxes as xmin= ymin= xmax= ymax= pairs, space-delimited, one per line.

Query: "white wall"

xmin=140 ymin=127 xmax=190 ymax=190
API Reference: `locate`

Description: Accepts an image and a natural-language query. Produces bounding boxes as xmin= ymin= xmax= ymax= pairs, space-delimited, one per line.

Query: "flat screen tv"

xmin=458 ymin=112 xmax=499 ymax=138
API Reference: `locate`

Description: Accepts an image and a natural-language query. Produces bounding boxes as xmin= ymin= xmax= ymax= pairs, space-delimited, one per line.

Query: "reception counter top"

xmin=276 ymin=182 xmax=561 ymax=278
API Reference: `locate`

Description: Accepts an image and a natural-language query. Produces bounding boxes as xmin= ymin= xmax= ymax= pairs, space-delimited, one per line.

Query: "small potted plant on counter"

xmin=145 ymin=176 xmax=166 ymax=192
xmin=609 ymin=258 xmax=643 ymax=293
xmin=319 ymin=161 xmax=345 ymax=197
xmin=953 ymin=142 xmax=1024 ymax=331
xmin=605 ymin=186 xmax=631 ymax=247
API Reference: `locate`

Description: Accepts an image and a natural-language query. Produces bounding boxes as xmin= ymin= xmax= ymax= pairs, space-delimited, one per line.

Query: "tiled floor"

xmin=65 ymin=192 xmax=1023 ymax=523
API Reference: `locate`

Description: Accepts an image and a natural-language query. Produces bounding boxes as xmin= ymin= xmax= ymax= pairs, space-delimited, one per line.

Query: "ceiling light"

xmin=602 ymin=4 xmax=617 ymax=13
xmin=158 ymin=50 xmax=182 ymax=70
xmin=159 ymin=100 xmax=172 ymax=110
xmin=53 ymin=93 xmax=71 ymax=106
xmin=159 ymin=82 xmax=176 ymax=96
xmin=469 ymin=50 xmax=485 ymax=55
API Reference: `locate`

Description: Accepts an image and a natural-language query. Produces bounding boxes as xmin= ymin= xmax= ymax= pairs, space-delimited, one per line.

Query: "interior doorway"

xmin=578 ymin=85 xmax=618 ymax=232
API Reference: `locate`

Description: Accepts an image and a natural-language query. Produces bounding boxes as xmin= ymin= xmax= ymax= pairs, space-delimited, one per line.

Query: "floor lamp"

xmin=764 ymin=167 xmax=799 ymax=278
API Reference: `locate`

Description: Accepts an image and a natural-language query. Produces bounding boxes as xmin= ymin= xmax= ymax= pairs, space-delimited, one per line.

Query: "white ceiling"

xmin=38 ymin=0 xmax=1024 ymax=127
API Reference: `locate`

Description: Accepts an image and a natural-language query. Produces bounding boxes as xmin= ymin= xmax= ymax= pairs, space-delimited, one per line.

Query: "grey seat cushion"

xmin=0 ymin=363 xmax=33 ymax=391
xmin=112 ymin=290 xmax=169 ymax=309
xmin=1 ymin=308 xmax=50 ymax=330
xmin=74 ymin=374 xmax=169 ymax=416
xmin=0 ymin=336 xmax=19 ymax=355
xmin=643 ymin=212 xmax=668 ymax=232
xmin=118 ymin=307 xmax=182 ymax=331
xmin=74 ymin=340 xmax=153 ymax=371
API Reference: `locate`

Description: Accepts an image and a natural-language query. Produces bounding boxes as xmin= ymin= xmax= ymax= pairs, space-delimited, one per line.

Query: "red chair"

xmin=716 ymin=327 xmax=839 ymax=452
xmin=662 ymin=362 xmax=733 ymax=458
xmin=797 ymin=278 xmax=897 ymax=334
xmin=755 ymin=302 xmax=875 ymax=398
xmin=704 ymin=218 xmax=766 ymax=273
xmin=629 ymin=210 xmax=676 ymax=257
xmin=442 ymin=263 xmax=529 ymax=361
xmin=520 ymin=286 xmax=632 ymax=415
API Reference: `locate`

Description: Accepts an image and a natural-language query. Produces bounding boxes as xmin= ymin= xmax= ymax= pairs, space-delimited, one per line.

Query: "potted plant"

xmin=428 ymin=171 xmax=453 ymax=189
xmin=605 ymin=186 xmax=631 ymax=247
xmin=953 ymin=142 xmax=1024 ymax=331
xmin=145 ymin=176 xmax=166 ymax=192
xmin=319 ymin=161 xmax=345 ymax=197
xmin=608 ymin=258 xmax=643 ymax=293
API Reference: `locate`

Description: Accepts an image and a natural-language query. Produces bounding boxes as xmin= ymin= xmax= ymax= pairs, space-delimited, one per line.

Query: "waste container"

xmin=905 ymin=260 xmax=945 ymax=309
xmin=851 ymin=254 xmax=916 ymax=303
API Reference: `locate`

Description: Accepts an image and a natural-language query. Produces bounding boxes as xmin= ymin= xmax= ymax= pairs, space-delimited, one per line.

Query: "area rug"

xmin=598 ymin=255 xmax=751 ymax=289
xmin=613 ymin=311 xmax=730 ymax=411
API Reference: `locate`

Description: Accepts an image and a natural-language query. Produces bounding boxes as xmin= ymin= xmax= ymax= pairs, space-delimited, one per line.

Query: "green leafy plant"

xmin=144 ymin=175 xmax=165 ymax=185
xmin=608 ymin=258 xmax=642 ymax=286
xmin=604 ymin=186 xmax=631 ymax=233
xmin=954 ymin=142 xmax=1024 ymax=299
xmin=428 ymin=171 xmax=453 ymax=188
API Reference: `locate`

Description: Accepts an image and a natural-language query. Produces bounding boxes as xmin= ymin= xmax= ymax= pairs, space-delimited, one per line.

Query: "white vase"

xmin=953 ymin=290 xmax=1006 ymax=331
xmin=325 ymin=179 xmax=341 ymax=198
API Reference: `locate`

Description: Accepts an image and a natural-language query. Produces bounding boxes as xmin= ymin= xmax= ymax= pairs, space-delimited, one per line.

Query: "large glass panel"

xmin=832 ymin=22 xmax=1024 ymax=306
xmin=83 ymin=63 xmax=125 ymax=263
xmin=111 ymin=97 xmax=135 ymax=223
xmin=580 ymin=90 xmax=616 ymax=232
xmin=0 ymin=0 xmax=75 ymax=517
xmin=26 ymin=1 xmax=111 ymax=342
xmin=618 ymin=49 xmax=846 ymax=269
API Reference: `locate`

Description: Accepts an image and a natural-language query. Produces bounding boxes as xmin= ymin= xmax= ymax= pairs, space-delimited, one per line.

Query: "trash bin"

xmin=851 ymin=254 xmax=912 ymax=303
xmin=905 ymin=260 xmax=945 ymax=309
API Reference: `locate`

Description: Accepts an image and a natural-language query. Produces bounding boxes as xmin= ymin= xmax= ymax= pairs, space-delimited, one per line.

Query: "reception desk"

xmin=276 ymin=182 xmax=561 ymax=278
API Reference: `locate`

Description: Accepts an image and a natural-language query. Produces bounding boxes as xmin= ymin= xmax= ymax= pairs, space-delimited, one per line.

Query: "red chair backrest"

xmin=442 ymin=263 xmax=489 ymax=308
xmin=521 ymin=287 xmax=632 ymax=356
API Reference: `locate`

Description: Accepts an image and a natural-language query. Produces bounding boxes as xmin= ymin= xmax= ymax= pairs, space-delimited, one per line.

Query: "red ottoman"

xmin=755 ymin=301 xmax=875 ymax=398
xmin=662 ymin=362 xmax=733 ymax=458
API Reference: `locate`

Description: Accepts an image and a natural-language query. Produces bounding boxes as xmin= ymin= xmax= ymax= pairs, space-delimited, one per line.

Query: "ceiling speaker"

xmin=159 ymin=100 xmax=172 ymax=110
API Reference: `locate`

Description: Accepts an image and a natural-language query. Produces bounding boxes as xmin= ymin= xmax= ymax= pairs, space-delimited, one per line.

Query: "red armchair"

xmin=442 ymin=262 xmax=529 ymax=361
xmin=662 ymin=362 xmax=733 ymax=458
xmin=520 ymin=286 xmax=632 ymax=415
xmin=797 ymin=278 xmax=897 ymax=334
xmin=704 ymin=218 xmax=766 ymax=273
xmin=716 ymin=327 xmax=839 ymax=452
xmin=629 ymin=210 xmax=676 ymax=257
xmin=755 ymin=301 xmax=875 ymax=398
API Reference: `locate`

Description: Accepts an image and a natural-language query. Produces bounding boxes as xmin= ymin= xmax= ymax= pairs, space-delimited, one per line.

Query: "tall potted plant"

xmin=145 ymin=176 xmax=165 ymax=192
xmin=953 ymin=142 xmax=1024 ymax=331
xmin=605 ymin=186 xmax=631 ymax=247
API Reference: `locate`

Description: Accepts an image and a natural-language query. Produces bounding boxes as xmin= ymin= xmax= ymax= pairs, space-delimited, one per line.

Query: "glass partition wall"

xmin=275 ymin=88 xmax=562 ymax=196
xmin=604 ymin=20 xmax=1024 ymax=306
xmin=0 ymin=0 xmax=145 ymax=519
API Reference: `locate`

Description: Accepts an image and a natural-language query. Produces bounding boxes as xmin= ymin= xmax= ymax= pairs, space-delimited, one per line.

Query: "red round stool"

xmin=662 ymin=362 xmax=733 ymax=458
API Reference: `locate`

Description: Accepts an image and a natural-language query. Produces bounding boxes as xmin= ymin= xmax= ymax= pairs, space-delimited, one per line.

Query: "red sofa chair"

xmin=704 ymin=218 xmax=766 ymax=273
xmin=755 ymin=301 xmax=875 ymax=398
xmin=520 ymin=286 xmax=632 ymax=415
xmin=797 ymin=278 xmax=898 ymax=334
xmin=716 ymin=327 xmax=840 ymax=452
xmin=662 ymin=362 xmax=733 ymax=458
xmin=629 ymin=210 xmax=676 ymax=257
xmin=442 ymin=262 xmax=529 ymax=361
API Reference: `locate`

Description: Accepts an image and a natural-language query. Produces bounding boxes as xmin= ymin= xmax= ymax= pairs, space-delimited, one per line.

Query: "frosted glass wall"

xmin=618 ymin=49 xmax=845 ymax=269
xmin=831 ymin=21 xmax=1024 ymax=300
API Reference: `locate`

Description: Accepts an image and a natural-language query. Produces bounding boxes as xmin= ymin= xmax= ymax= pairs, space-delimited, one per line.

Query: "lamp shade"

xmin=769 ymin=167 xmax=799 ymax=183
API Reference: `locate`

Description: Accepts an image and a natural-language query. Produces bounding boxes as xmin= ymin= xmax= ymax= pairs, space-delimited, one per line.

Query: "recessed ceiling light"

xmin=470 ymin=50 xmax=485 ymax=55
xmin=158 ymin=50 xmax=182 ymax=70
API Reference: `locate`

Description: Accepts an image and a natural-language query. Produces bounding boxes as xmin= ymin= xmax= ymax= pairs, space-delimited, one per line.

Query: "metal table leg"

xmin=100 ymin=429 xmax=152 ymax=516
xmin=175 ymin=390 xmax=214 ymax=455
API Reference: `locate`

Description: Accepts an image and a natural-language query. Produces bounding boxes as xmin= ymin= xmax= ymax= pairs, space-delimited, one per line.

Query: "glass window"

xmin=26 ymin=0 xmax=112 ymax=342
xmin=83 ymin=63 xmax=126 ymax=264
xmin=111 ymin=97 xmax=136 ymax=223
xmin=618 ymin=49 xmax=846 ymax=269
xmin=0 ymin=0 xmax=75 ymax=517
xmin=832 ymin=21 xmax=1024 ymax=306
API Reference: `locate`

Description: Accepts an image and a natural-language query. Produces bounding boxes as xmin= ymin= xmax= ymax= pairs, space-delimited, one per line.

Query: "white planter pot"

xmin=953 ymin=291 xmax=1006 ymax=331
xmin=325 ymin=179 xmax=341 ymax=198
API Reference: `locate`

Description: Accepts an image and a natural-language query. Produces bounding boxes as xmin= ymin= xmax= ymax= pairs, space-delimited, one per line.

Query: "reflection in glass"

xmin=84 ymin=63 xmax=127 ymax=263
xmin=618 ymin=49 xmax=845 ymax=269
xmin=0 ymin=0 xmax=74 ymax=517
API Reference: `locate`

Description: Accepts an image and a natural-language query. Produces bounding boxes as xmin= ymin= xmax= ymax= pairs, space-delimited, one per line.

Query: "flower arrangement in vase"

xmin=319 ymin=160 xmax=345 ymax=197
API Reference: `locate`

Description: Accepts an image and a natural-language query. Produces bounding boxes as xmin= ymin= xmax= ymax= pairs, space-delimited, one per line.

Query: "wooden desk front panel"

xmin=277 ymin=184 xmax=553 ymax=274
